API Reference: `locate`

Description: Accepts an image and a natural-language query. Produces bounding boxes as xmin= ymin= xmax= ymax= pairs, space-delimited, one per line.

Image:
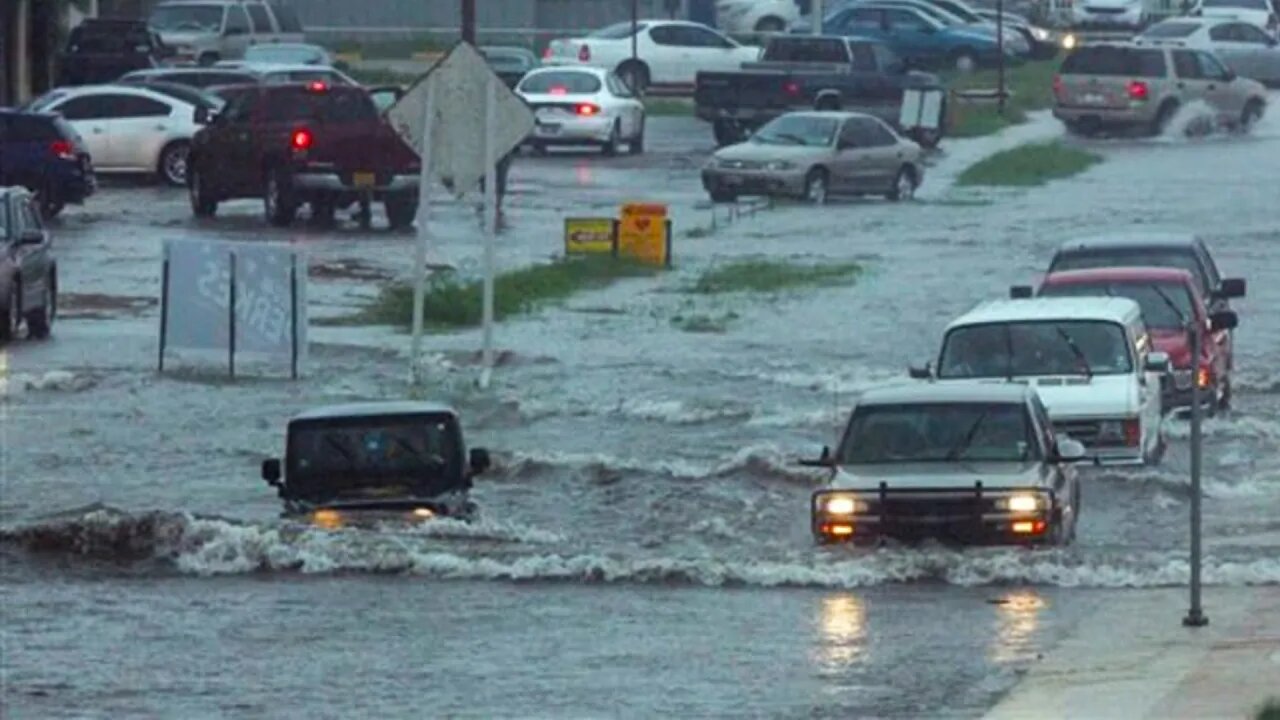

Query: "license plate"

xmin=1081 ymin=93 xmax=1106 ymax=105
xmin=353 ymin=172 xmax=375 ymax=188
xmin=536 ymin=123 xmax=561 ymax=135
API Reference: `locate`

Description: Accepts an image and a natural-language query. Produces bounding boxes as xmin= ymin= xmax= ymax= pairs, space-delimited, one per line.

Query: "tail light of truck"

xmin=50 ymin=140 xmax=75 ymax=160
xmin=291 ymin=128 xmax=313 ymax=152
xmin=1197 ymin=364 xmax=1212 ymax=389
xmin=306 ymin=81 xmax=328 ymax=93
xmin=783 ymin=81 xmax=800 ymax=96
xmin=1123 ymin=418 xmax=1141 ymax=447
xmin=576 ymin=103 xmax=601 ymax=116
xmin=1127 ymin=80 xmax=1149 ymax=102
xmin=578 ymin=44 xmax=591 ymax=62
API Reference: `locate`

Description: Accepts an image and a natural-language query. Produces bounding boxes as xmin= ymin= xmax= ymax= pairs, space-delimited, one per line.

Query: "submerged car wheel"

xmin=188 ymin=166 xmax=218 ymax=217
xmin=888 ymin=165 xmax=916 ymax=201
xmin=264 ymin=168 xmax=298 ymax=227
xmin=1 ymin=284 xmax=20 ymax=343
xmin=1240 ymin=99 xmax=1264 ymax=133
xmin=601 ymin=121 xmax=621 ymax=156
xmin=803 ymin=168 xmax=828 ymax=204
xmin=629 ymin=117 xmax=645 ymax=155
xmin=25 ymin=277 xmax=54 ymax=340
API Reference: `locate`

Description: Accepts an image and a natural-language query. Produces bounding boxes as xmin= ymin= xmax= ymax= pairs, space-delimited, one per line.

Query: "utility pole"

xmin=1183 ymin=320 xmax=1209 ymax=628
xmin=461 ymin=0 xmax=476 ymax=45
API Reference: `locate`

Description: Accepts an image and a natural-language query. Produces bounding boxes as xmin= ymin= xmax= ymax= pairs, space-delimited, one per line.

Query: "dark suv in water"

xmin=0 ymin=110 xmax=95 ymax=219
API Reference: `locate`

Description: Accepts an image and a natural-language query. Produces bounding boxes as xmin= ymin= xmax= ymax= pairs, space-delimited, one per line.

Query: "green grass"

xmin=644 ymin=98 xmax=695 ymax=116
xmin=690 ymin=260 xmax=861 ymax=294
xmin=945 ymin=60 xmax=1059 ymax=138
xmin=322 ymin=36 xmax=450 ymax=60
xmin=356 ymin=256 xmax=661 ymax=330
xmin=956 ymin=141 xmax=1101 ymax=187
xmin=1258 ymin=699 xmax=1280 ymax=720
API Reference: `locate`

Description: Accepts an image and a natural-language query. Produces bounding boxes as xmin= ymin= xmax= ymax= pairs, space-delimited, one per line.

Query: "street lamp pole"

xmin=813 ymin=0 xmax=825 ymax=35
xmin=1183 ymin=319 xmax=1209 ymax=627
xmin=631 ymin=0 xmax=639 ymax=62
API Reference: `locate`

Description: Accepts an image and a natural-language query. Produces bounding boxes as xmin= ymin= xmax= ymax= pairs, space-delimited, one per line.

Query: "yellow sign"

xmin=564 ymin=217 xmax=616 ymax=255
xmin=616 ymin=203 xmax=671 ymax=267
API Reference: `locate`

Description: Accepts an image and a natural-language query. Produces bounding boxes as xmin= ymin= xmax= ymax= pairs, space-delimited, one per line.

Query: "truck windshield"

xmin=938 ymin=320 xmax=1133 ymax=378
xmin=1049 ymin=249 xmax=1209 ymax=296
xmin=1039 ymin=280 xmax=1195 ymax=330
xmin=752 ymin=115 xmax=837 ymax=146
xmin=149 ymin=4 xmax=225 ymax=33
xmin=840 ymin=402 xmax=1036 ymax=463
xmin=286 ymin=414 xmax=464 ymax=500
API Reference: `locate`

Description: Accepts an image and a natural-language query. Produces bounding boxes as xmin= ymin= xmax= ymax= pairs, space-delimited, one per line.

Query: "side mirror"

xmin=799 ymin=445 xmax=834 ymax=467
xmin=1144 ymin=351 xmax=1172 ymax=374
xmin=1010 ymin=285 xmax=1033 ymax=299
xmin=1053 ymin=438 xmax=1088 ymax=462
xmin=261 ymin=458 xmax=282 ymax=486
xmin=469 ymin=447 xmax=492 ymax=474
xmin=18 ymin=229 xmax=44 ymax=245
xmin=909 ymin=362 xmax=932 ymax=379
xmin=1215 ymin=277 xmax=1245 ymax=299
xmin=1209 ymin=310 xmax=1238 ymax=332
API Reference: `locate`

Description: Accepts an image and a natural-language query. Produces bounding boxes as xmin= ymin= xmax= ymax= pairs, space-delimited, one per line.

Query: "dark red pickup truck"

xmin=187 ymin=82 xmax=420 ymax=229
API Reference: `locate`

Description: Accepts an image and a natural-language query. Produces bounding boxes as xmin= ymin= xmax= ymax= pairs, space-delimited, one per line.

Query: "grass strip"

xmin=956 ymin=141 xmax=1100 ymax=187
xmin=945 ymin=60 xmax=1059 ymax=138
xmin=691 ymin=260 xmax=861 ymax=294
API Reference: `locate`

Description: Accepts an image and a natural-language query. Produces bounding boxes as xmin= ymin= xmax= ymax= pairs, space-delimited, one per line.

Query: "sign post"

xmin=479 ymin=72 xmax=498 ymax=389
xmin=409 ymin=81 xmax=437 ymax=386
xmin=813 ymin=0 xmax=824 ymax=34
xmin=1184 ymin=320 xmax=1208 ymax=627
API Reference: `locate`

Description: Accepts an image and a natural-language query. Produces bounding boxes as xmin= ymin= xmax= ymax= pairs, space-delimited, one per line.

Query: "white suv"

xmin=910 ymin=297 xmax=1171 ymax=466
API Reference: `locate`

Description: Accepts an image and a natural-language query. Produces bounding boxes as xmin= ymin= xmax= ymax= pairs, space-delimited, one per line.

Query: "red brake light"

xmin=543 ymin=45 xmax=553 ymax=59
xmin=1123 ymin=418 xmax=1141 ymax=447
xmin=549 ymin=85 xmax=568 ymax=95
xmin=783 ymin=81 xmax=800 ymax=96
xmin=578 ymin=44 xmax=591 ymax=62
xmin=291 ymin=128 xmax=313 ymax=150
xmin=576 ymin=103 xmax=600 ymax=116
xmin=50 ymin=140 xmax=75 ymax=160
xmin=306 ymin=81 xmax=328 ymax=92
xmin=1197 ymin=364 xmax=1212 ymax=389
xmin=1127 ymin=80 xmax=1149 ymax=101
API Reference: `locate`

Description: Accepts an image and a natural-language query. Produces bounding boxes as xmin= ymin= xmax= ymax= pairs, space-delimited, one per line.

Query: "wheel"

xmin=802 ymin=167 xmax=828 ymax=205
xmin=1 ymin=282 xmax=20 ymax=344
xmin=712 ymin=119 xmax=743 ymax=147
xmin=385 ymin=195 xmax=417 ymax=230
xmin=616 ymin=61 xmax=649 ymax=95
xmin=629 ymin=117 xmax=645 ymax=155
xmin=1066 ymin=119 xmax=1100 ymax=137
xmin=1240 ymin=99 xmax=1264 ymax=133
xmin=709 ymin=186 xmax=737 ymax=203
xmin=1151 ymin=101 xmax=1178 ymax=136
xmin=1219 ymin=376 xmax=1232 ymax=410
xmin=951 ymin=49 xmax=977 ymax=72
xmin=31 ymin=184 xmax=64 ymax=220
xmin=25 ymin=275 xmax=54 ymax=340
xmin=310 ymin=200 xmax=335 ymax=225
xmin=188 ymin=164 xmax=218 ymax=217
xmin=887 ymin=165 xmax=917 ymax=201
xmin=755 ymin=16 xmax=786 ymax=32
xmin=263 ymin=167 xmax=298 ymax=227
xmin=157 ymin=141 xmax=190 ymax=187
xmin=601 ymin=121 xmax=620 ymax=156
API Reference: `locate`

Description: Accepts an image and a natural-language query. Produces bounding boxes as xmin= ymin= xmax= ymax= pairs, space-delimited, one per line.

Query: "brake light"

xmin=543 ymin=45 xmax=553 ymax=59
xmin=1123 ymin=418 xmax=1141 ymax=447
xmin=575 ymin=103 xmax=600 ymax=116
xmin=783 ymin=80 xmax=800 ymax=96
xmin=578 ymin=44 xmax=591 ymax=62
xmin=306 ymin=81 xmax=327 ymax=92
xmin=1127 ymin=80 xmax=1149 ymax=101
xmin=1052 ymin=74 xmax=1063 ymax=99
xmin=1012 ymin=520 xmax=1047 ymax=535
xmin=1197 ymin=364 xmax=1212 ymax=389
xmin=291 ymin=128 xmax=313 ymax=151
xmin=50 ymin=140 xmax=75 ymax=160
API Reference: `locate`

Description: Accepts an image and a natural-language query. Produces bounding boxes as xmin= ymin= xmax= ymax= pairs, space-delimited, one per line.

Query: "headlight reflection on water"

xmin=816 ymin=594 xmax=868 ymax=670
xmin=990 ymin=590 xmax=1046 ymax=664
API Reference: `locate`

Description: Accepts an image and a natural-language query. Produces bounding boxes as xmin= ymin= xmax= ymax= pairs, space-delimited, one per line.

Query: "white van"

xmin=910 ymin=297 xmax=1171 ymax=466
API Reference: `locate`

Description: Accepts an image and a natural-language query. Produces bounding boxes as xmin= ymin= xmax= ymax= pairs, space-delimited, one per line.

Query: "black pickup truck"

xmin=695 ymin=35 xmax=947 ymax=147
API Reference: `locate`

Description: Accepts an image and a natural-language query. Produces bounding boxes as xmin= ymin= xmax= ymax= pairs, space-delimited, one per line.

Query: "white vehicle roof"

xmin=781 ymin=109 xmax=887 ymax=121
xmin=39 ymin=83 xmax=196 ymax=107
xmin=290 ymin=401 xmax=459 ymax=422
xmin=857 ymin=381 xmax=1035 ymax=406
xmin=946 ymin=297 xmax=1142 ymax=330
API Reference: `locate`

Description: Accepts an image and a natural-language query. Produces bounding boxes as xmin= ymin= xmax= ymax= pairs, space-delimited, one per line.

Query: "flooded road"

xmin=4 ymin=109 xmax=1280 ymax=717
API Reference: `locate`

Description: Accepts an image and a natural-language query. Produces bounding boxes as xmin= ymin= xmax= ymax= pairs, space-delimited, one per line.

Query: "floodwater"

xmin=4 ymin=106 xmax=1280 ymax=718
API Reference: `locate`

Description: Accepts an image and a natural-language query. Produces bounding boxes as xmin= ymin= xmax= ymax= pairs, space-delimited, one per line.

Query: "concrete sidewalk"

xmin=983 ymin=587 xmax=1280 ymax=720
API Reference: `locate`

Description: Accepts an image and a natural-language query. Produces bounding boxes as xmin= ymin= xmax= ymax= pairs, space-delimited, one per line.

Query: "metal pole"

xmin=409 ymin=80 xmax=437 ymax=385
xmin=289 ymin=255 xmax=298 ymax=380
xmin=158 ymin=257 xmax=169 ymax=373
xmin=631 ymin=0 xmax=639 ymax=61
xmin=228 ymin=251 xmax=236 ymax=379
xmin=813 ymin=0 xmax=825 ymax=34
xmin=997 ymin=0 xmax=1006 ymax=115
xmin=1184 ymin=319 xmax=1208 ymax=627
xmin=461 ymin=0 xmax=476 ymax=45
xmin=479 ymin=72 xmax=497 ymax=390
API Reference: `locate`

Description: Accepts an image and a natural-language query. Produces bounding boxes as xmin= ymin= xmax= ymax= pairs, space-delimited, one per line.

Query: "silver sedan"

xmin=701 ymin=111 xmax=924 ymax=204
xmin=516 ymin=66 xmax=646 ymax=155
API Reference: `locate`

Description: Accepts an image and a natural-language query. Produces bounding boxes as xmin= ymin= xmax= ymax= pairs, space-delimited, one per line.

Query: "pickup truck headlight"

xmin=822 ymin=494 xmax=868 ymax=515
xmin=996 ymin=493 xmax=1046 ymax=512
xmin=764 ymin=160 xmax=794 ymax=171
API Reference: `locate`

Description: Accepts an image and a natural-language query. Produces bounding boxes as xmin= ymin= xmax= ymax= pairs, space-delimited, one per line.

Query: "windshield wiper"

xmin=947 ymin=411 xmax=989 ymax=461
xmin=390 ymin=436 xmax=445 ymax=475
xmin=323 ymin=435 xmax=357 ymax=470
xmin=770 ymin=132 xmax=808 ymax=145
xmin=1149 ymin=284 xmax=1187 ymax=327
xmin=1054 ymin=325 xmax=1093 ymax=379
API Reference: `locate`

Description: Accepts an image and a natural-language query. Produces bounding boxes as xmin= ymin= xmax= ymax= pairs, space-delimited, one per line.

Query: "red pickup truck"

xmin=187 ymin=82 xmax=420 ymax=229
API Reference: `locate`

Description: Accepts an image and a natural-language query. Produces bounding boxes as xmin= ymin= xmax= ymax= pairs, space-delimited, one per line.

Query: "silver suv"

xmin=148 ymin=0 xmax=305 ymax=66
xmin=1053 ymin=42 xmax=1267 ymax=135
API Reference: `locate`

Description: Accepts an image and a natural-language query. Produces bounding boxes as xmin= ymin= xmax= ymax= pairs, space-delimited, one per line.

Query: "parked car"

xmin=481 ymin=46 xmax=540 ymax=88
xmin=804 ymin=382 xmax=1085 ymax=546
xmin=0 ymin=110 xmax=95 ymax=219
xmin=542 ymin=20 xmax=761 ymax=93
xmin=238 ymin=63 xmax=359 ymax=86
xmin=1053 ymin=42 xmax=1268 ymax=135
xmin=25 ymin=84 xmax=207 ymax=187
xmin=147 ymin=0 xmax=305 ymax=66
xmin=849 ymin=0 xmax=1033 ymax=56
xmin=517 ymin=67 xmax=646 ymax=155
xmin=910 ymin=297 xmax=1171 ymax=466
xmin=0 ymin=187 xmax=58 ymax=344
xmin=1138 ymin=17 xmax=1280 ymax=86
xmin=822 ymin=4 xmax=1021 ymax=70
xmin=716 ymin=0 xmax=803 ymax=33
xmin=1072 ymin=0 xmax=1149 ymax=30
xmin=221 ymin=42 xmax=335 ymax=67
xmin=187 ymin=82 xmax=421 ymax=228
xmin=118 ymin=67 xmax=261 ymax=89
xmin=970 ymin=7 xmax=1065 ymax=58
xmin=694 ymin=34 xmax=946 ymax=147
xmin=701 ymin=110 xmax=924 ymax=203
xmin=1020 ymin=267 xmax=1239 ymax=413
xmin=1189 ymin=0 xmax=1279 ymax=39
xmin=131 ymin=80 xmax=227 ymax=113
xmin=59 ymin=18 xmax=169 ymax=86
xmin=260 ymin=402 xmax=492 ymax=526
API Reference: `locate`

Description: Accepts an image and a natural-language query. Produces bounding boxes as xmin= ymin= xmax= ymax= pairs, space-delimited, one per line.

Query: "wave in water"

xmin=498 ymin=443 xmax=826 ymax=485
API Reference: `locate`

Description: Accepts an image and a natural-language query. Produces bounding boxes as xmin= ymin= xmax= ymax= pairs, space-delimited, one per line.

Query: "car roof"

xmin=290 ymin=401 xmax=458 ymax=422
xmin=41 ymin=83 xmax=188 ymax=104
xmin=857 ymin=381 xmax=1034 ymax=406
xmin=1055 ymin=231 xmax=1201 ymax=252
xmin=1042 ymin=266 xmax=1197 ymax=285
xmin=947 ymin=297 xmax=1142 ymax=329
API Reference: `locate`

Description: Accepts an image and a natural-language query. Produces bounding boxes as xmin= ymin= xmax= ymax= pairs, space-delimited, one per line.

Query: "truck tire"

xmin=709 ymin=186 xmax=737 ymax=203
xmin=263 ymin=167 xmax=298 ymax=227
xmin=1150 ymin=100 xmax=1179 ymax=136
xmin=31 ymin=183 xmax=64 ymax=220
xmin=617 ymin=61 xmax=649 ymax=95
xmin=814 ymin=94 xmax=841 ymax=111
xmin=712 ymin=119 xmax=744 ymax=147
xmin=1 ymin=282 xmax=20 ymax=344
xmin=385 ymin=195 xmax=417 ymax=230
xmin=188 ymin=164 xmax=218 ymax=217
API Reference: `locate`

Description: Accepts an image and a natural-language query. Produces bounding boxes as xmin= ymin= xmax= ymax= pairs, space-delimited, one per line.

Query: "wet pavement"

xmin=4 ymin=108 xmax=1280 ymax=717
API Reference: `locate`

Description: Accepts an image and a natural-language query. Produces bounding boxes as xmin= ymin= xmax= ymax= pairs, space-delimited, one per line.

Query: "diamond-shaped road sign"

xmin=386 ymin=41 xmax=535 ymax=197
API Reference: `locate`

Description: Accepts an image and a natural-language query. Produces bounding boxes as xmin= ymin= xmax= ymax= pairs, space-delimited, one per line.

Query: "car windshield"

xmin=149 ymin=4 xmax=224 ymax=32
xmin=286 ymin=415 xmax=463 ymax=500
xmin=1142 ymin=21 xmax=1201 ymax=37
xmin=840 ymin=402 xmax=1037 ymax=463
xmin=1203 ymin=0 xmax=1269 ymax=8
xmin=751 ymin=115 xmax=837 ymax=146
xmin=519 ymin=71 xmax=602 ymax=94
xmin=1060 ymin=46 xmax=1166 ymax=77
xmin=1049 ymin=248 xmax=1209 ymax=296
xmin=246 ymin=46 xmax=325 ymax=64
xmin=938 ymin=320 xmax=1134 ymax=378
xmin=589 ymin=22 xmax=648 ymax=38
xmin=1039 ymin=280 xmax=1195 ymax=330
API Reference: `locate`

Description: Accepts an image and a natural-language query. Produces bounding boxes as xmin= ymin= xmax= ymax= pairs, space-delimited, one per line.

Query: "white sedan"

xmin=1139 ymin=17 xmax=1280 ymax=86
xmin=517 ymin=67 xmax=646 ymax=155
xmin=542 ymin=20 xmax=760 ymax=93
xmin=716 ymin=0 xmax=801 ymax=33
xmin=26 ymin=84 xmax=205 ymax=186
xmin=1191 ymin=0 xmax=1279 ymax=39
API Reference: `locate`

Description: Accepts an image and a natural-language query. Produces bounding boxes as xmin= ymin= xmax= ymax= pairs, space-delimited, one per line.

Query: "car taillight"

xmin=50 ymin=140 xmax=75 ymax=160
xmin=1052 ymin=74 xmax=1063 ymax=98
xmin=543 ymin=45 xmax=553 ymax=59
xmin=291 ymin=128 xmax=313 ymax=151
xmin=783 ymin=81 xmax=800 ymax=96
xmin=1123 ymin=418 xmax=1141 ymax=447
xmin=1197 ymin=364 xmax=1212 ymax=389
xmin=306 ymin=81 xmax=328 ymax=92
xmin=1127 ymin=80 xmax=1149 ymax=101
xmin=578 ymin=44 xmax=591 ymax=62
xmin=576 ymin=103 xmax=600 ymax=116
